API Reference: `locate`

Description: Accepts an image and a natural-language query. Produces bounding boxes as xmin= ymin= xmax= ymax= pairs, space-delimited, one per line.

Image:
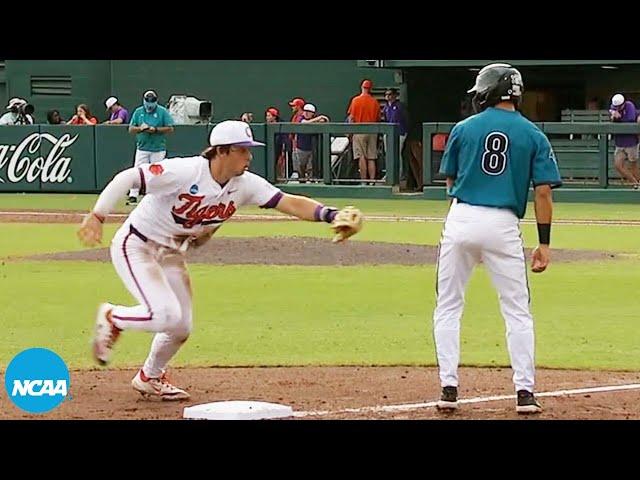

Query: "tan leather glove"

xmin=331 ymin=206 xmax=363 ymax=243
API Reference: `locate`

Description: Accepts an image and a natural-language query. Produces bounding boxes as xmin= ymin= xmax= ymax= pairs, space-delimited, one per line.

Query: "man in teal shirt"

xmin=127 ymin=90 xmax=175 ymax=204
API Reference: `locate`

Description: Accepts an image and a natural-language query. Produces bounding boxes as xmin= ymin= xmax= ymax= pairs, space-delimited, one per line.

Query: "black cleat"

xmin=516 ymin=390 xmax=543 ymax=414
xmin=436 ymin=386 xmax=459 ymax=411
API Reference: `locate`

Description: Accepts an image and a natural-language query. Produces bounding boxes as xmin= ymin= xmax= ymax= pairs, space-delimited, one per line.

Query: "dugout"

xmin=360 ymin=59 xmax=640 ymax=130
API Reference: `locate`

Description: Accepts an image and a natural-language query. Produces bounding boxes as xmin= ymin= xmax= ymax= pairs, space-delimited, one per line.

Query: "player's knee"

xmin=507 ymin=314 xmax=533 ymax=332
xmin=154 ymin=303 xmax=183 ymax=329
xmin=170 ymin=323 xmax=191 ymax=342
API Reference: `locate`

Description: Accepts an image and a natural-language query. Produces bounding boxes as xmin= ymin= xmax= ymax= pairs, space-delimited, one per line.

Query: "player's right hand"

xmin=531 ymin=245 xmax=550 ymax=273
xmin=77 ymin=212 xmax=103 ymax=247
xmin=331 ymin=206 xmax=363 ymax=243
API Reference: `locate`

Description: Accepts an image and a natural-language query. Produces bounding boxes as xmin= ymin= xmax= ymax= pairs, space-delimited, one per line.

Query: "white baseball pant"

xmin=109 ymin=223 xmax=192 ymax=378
xmin=129 ymin=150 xmax=166 ymax=198
xmin=433 ymin=199 xmax=535 ymax=393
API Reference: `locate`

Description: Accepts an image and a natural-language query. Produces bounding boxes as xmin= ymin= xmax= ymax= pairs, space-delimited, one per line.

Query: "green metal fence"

xmin=1 ymin=121 xmax=634 ymax=193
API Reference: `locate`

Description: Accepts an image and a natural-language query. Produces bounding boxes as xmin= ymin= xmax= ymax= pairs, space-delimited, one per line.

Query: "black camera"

xmin=10 ymin=102 xmax=35 ymax=124
xmin=10 ymin=102 xmax=34 ymax=115
xmin=19 ymin=103 xmax=35 ymax=116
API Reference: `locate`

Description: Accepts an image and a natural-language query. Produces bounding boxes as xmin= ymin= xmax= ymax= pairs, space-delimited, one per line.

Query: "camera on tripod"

xmin=7 ymin=98 xmax=35 ymax=124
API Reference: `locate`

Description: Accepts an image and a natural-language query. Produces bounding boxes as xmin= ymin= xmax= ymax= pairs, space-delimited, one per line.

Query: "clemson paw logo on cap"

xmin=149 ymin=164 xmax=164 ymax=176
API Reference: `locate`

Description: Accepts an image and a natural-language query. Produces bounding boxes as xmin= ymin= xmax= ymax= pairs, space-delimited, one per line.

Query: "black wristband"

xmin=537 ymin=223 xmax=551 ymax=245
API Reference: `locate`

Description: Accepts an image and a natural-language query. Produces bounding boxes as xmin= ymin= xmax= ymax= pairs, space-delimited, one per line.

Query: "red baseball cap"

xmin=266 ymin=107 xmax=280 ymax=117
xmin=289 ymin=98 xmax=305 ymax=108
xmin=361 ymin=79 xmax=373 ymax=89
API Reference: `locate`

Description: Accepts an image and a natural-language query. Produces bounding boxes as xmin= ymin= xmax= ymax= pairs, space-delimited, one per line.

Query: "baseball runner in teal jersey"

xmin=433 ymin=63 xmax=562 ymax=414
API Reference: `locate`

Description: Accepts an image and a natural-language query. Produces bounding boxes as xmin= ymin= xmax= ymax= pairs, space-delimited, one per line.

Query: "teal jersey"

xmin=130 ymin=105 xmax=175 ymax=152
xmin=439 ymin=107 xmax=562 ymax=218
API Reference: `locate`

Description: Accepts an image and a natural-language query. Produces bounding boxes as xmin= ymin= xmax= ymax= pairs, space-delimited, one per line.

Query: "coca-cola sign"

xmin=0 ymin=133 xmax=78 ymax=184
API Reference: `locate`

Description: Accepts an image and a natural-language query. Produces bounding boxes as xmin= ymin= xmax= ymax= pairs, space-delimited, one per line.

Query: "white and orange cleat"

xmin=131 ymin=369 xmax=190 ymax=401
xmin=92 ymin=303 xmax=121 ymax=366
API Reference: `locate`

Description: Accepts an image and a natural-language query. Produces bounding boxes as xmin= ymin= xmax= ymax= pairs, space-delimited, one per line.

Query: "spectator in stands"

xmin=609 ymin=93 xmax=640 ymax=188
xmin=241 ymin=112 xmax=254 ymax=123
xmin=0 ymin=98 xmax=34 ymax=125
xmin=382 ymin=88 xmax=409 ymax=181
xmin=46 ymin=109 xmax=65 ymax=125
xmin=67 ymin=104 xmax=98 ymax=125
xmin=347 ymin=79 xmax=381 ymax=184
xmin=289 ymin=97 xmax=305 ymax=123
xmin=293 ymin=103 xmax=330 ymax=181
xmin=103 ymin=97 xmax=130 ymax=124
xmin=266 ymin=107 xmax=292 ymax=179
xmin=287 ymin=97 xmax=306 ymax=181
xmin=127 ymin=90 xmax=175 ymax=204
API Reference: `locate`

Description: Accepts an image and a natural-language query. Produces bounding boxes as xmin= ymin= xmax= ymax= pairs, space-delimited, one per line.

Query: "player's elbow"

xmin=534 ymin=184 xmax=553 ymax=200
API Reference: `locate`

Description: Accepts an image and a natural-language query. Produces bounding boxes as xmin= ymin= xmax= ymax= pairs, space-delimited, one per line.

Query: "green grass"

xmin=2 ymin=193 xmax=639 ymax=373
xmin=1 ymin=260 xmax=638 ymax=370
xmin=3 ymin=221 xmax=640 ymax=259
xmin=2 ymin=193 xmax=640 ymax=221
xmin=0 ymin=194 xmax=133 ymax=213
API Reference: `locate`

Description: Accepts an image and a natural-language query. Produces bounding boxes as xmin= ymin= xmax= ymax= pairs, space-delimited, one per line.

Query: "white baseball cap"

xmin=105 ymin=96 xmax=118 ymax=109
xmin=612 ymin=93 xmax=625 ymax=107
xmin=303 ymin=103 xmax=316 ymax=113
xmin=209 ymin=120 xmax=265 ymax=147
xmin=6 ymin=97 xmax=25 ymax=110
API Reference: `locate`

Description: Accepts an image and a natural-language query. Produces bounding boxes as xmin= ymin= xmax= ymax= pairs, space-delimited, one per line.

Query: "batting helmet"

xmin=467 ymin=63 xmax=524 ymax=113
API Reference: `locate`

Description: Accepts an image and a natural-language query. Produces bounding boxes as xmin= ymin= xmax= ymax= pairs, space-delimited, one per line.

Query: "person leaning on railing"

xmin=609 ymin=93 xmax=640 ymax=189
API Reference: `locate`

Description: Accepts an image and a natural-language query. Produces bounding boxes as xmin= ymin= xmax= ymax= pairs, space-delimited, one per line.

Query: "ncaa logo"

xmin=190 ymin=184 xmax=199 ymax=194
xmin=4 ymin=348 xmax=70 ymax=414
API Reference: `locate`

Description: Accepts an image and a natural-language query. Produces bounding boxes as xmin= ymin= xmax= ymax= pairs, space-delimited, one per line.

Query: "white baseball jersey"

xmin=124 ymin=156 xmax=282 ymax=250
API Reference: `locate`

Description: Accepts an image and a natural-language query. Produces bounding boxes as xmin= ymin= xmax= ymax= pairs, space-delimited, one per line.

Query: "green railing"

xmin=6 ymin=121 xmax=633 ymax=193
xmin=265 ymin=122 xmax=400 ymax=185
xmin=0 ymin=123 xmax=401 ymax=193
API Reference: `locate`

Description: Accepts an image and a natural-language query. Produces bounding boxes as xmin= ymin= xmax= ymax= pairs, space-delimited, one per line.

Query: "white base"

xmin=183 ymin=401 xmax=294 ymax=420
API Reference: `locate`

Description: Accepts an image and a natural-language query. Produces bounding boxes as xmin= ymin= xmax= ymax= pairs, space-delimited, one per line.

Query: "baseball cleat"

xmin=516 ymin=390 xmax=543 ymax=414
xmin=131 ymin=369 xmax=190 ymax=401
xmin=436 ymin=386 xmax=459 ymax=411
xmin=92 ymin=303 xmax=121 ymax=366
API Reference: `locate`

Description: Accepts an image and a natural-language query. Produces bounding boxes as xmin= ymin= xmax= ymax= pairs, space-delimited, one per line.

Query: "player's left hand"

xmin=331 ymin=206 xmax=363 ymax=243
xmin=77 ymin=212 xmax=104 ymax=247
xmin=531 ymin=244 xmax=550 ymax=273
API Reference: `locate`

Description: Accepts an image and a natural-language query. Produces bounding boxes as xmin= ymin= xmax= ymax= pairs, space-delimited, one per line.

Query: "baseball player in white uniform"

xmin=78 ymin=120 xmax=363 ymax=400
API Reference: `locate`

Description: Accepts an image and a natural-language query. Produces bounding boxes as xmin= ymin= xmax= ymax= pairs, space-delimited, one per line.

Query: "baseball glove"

xmin=331 ymin=206 xmax=363 ymax=243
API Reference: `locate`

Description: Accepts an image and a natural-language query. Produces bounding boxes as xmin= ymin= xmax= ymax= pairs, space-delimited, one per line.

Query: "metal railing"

xmin=265 ymin=122 xmax=400 ymax=186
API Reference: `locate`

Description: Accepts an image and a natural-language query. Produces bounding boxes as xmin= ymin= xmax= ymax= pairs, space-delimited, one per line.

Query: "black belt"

xmin=129 ymin=224 xmax=148 ymax=242
xmin=455 ymin=198 xmax=467 ymax=205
